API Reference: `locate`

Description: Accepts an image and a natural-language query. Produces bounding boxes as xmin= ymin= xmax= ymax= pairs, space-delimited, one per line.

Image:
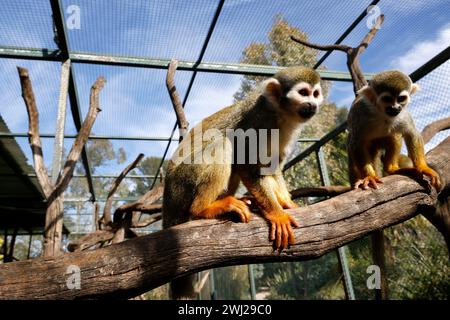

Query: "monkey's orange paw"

xmin=353 ymin=175 xmax=383 ymax=190
xmin=266 ymin=211 xmax=299 ymax=251
xmin=419 ymin=166 xmax=441 ymax=191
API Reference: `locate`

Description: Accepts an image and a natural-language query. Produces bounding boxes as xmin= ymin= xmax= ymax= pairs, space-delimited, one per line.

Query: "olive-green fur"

xmin=274 ymin=66 xmax=320 ymax=94
xmin=370 ymin=70 xmax=412 ymax=95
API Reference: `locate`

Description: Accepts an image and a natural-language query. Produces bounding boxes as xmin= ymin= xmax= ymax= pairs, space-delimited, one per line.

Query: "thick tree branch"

xmin=422 ymin=116 xmax=450 ymax=144
xmin=1 ymin=136 xmax=448 ymax=299
xmin=17 ymin=67 xmax=53 ymax=198
xmin=291 ymin=186 xmax=351 ymax=199
xmin=166 ymin=59 xmax=189 ymax=141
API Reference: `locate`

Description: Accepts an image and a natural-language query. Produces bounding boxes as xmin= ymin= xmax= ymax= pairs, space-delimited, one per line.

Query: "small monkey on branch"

xmin=163 ymin=66 xmax=324 ymax=298
xmin=347 ymin=70 xmax=441 ymax=191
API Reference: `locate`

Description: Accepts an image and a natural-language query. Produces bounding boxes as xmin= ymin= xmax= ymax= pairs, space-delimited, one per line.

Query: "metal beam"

xmin=150 ymin=0 xmax=225 ymax=189
xmin=0 ymin=131 xmax=319 ymax=143
xmin=49 ymin=0 xmax=96 ymax=201
xmin=316 ymin=147 xmax=355 ymax=300
xmin=0 ymin=46 xmax=373 ymax=81
xmin=314 ymin=0 xmax=382 ymax=69
xmin=51 ymin=59 xmax=70 ymax=184
xmin=284 ymin=121 xmax=347 ymax=171
xmin=410 ymin=45 xmax=450 ymax=82
xmin=0 ymin=173 xmax=155 ymax=179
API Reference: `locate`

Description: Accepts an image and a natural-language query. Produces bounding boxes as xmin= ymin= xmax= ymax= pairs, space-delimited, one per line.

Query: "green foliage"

xmin=387 ymin=216 xmax=450 ymax=299
xmin=215 ymin=265 xmax=251 ymax=299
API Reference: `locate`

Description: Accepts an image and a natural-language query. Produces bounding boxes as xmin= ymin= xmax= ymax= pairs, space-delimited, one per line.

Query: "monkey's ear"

xmin=262 ymin=78 xmax=282 ymax=101
xmin=357 ymin=85 xmax=376 ymax=104
xmin=411 ymin=83 xmax=420 ymax=95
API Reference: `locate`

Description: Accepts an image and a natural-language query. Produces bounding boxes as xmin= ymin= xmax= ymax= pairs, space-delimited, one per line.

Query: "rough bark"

xmin=0 ymin=136 xmax=448 ymax=300
xmin=17 ymin=67 xmax=105 ymax=257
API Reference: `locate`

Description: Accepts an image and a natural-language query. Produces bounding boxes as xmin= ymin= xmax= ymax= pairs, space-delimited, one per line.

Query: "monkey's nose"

xmin=385 ymin=105 xmax=402 ymax=116
xmin=298 ymin=103 xmax=317 ymax=118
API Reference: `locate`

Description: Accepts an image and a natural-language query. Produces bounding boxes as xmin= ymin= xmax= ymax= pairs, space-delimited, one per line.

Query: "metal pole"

xmin=209 ymin=269 xmax=216 ymax=300
xmin=51 ymin=59 xmax=70 ymax=183
xmin=316 ymin=147 xmax=355 ymax=300
xmin=27 ymin=234 xmax=33 ymax=259
xmin=248 ymin=264 xmax=257 ymax=300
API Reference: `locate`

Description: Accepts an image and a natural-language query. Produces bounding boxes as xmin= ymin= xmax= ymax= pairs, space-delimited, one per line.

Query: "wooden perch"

xmin=166 ymin=59 xmax=189 ymax=141
xmin=291 ymin=186 xmax=351 ymax=199
xmin=422 ymin=116 xmax=450 ymax=144
xmin=291 ymin=14 xmax=384 ymax=94
xmin=17 ymin=67 xmax=105 ymax=257
xmin=1 ymin=136 xmax=448 ymax=299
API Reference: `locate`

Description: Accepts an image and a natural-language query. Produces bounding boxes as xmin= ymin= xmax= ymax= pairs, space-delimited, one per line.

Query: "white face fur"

xmin=263 ymin=79 xmax=323 ymax=122
xmin=376 ymin=89 xmax=411 ymax=117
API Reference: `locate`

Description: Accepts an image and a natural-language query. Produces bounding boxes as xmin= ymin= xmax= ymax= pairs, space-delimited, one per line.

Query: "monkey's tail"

xmin=170 ymin=275 xmax=197 ymax=300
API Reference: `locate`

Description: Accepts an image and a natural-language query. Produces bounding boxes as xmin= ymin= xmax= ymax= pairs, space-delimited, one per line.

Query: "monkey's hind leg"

xmin=189 ymin=167 xmax=252 ymax=223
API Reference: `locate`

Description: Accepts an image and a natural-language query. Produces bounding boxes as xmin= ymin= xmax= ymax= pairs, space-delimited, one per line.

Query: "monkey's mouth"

xmin=385 ymin=106 xmax=402 ymax=117
xmin=298 ymin=104 xmax=317 ymax=118
xmin=298 ymin=109 xmax=316 ymax=119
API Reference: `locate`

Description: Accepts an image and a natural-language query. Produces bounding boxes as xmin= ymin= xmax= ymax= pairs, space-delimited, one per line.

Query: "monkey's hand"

xmin=266 ymin=211 xmax=299 ymax=250
xmin=353 ymin=175 xmax=383 ymax=190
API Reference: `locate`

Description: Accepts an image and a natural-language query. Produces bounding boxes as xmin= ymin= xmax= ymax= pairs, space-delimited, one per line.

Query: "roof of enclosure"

xmin=0 ymin=0 xmax=449 ymax=232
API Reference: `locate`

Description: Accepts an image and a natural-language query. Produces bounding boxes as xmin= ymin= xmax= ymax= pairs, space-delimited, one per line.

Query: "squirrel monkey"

xmin=163 ymin=66 xmax=323 ymax=299
xmin=347 ymin=70 xmax=441 ymax=191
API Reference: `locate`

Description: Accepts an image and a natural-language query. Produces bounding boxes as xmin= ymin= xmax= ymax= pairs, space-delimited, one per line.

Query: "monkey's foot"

xmin=266 ymin=211 xmax=299 ymax=250
xmin=195 ymin=196 xmax=252 ymax=223
xmin=420 ymin=166 xmax=441 ymax=191
xmin=392 ymin=166 xmax=441 ymax=191
xmin=354 ymin=175 xmax=383 ymax=190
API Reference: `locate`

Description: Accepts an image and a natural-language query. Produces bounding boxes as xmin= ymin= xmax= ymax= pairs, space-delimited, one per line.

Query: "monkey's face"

xmin=365 ymin=70 xmax=420 ymax=118
xmin=283 ymin=81 xmax=323 ymax=122
xmin=376 ymin=90 xmax=410 ymax=117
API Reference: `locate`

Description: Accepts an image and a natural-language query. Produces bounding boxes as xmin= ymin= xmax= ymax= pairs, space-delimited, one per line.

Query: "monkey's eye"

xmin=313 ymin=90 xmax=320 ymax=98
xmin=397 ymin=95 xmax=407 ymax=103
xmin=298 ymin=89 xmax=309 ymax=97
xmin=381 ymin=96 xmax=394 ymax=104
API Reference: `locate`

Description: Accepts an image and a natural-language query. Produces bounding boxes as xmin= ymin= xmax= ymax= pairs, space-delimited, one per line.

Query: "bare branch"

xmin=291 ymin=14 xmax=385 ymax=94
xmin=55 ymin=76 xmax=106 ymax=194
xmin=290 ymin=186 xmax=351 ymax=199
xmin=67 ymin=230 xmax=115 ymax=252
xmin=166 ymin=59 xmax=189 ymax=141
xmin=131 ymin=213 xmax=162 ymax=228
xmin=290 ymin=36 xmax=351 ymax=53
xmin=113 ymin=185 xmax=164 ymax=221
xmin=94 ymin=203 xmax=100 ymax=231
xmin=421 ymin=116 xmax=450 ymax=144
xmin=103 ymin=153 xmax=145 ymax=224
xmin=17 ymin=67 xmax=53 ymax=198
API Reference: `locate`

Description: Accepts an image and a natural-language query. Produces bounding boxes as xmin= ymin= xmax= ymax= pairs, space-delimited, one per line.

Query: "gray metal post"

xmin=248 ymin=264 xmax=257 ymax=300
xmin=316 ymin=148 xmax=355 ymax=300
xmin=51 ymin=59 xmax=70 ymax=184
xmin=209 ymin=269 xmax=216 ymax=300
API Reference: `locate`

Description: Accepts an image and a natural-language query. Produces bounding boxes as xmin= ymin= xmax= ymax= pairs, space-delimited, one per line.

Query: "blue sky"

xmin=0 ymin=0 xmax=449 ymax=182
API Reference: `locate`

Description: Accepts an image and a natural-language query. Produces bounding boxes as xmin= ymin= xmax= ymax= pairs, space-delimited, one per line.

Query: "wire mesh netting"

xmin=0 ymin=0 xmax=449 ymax=301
